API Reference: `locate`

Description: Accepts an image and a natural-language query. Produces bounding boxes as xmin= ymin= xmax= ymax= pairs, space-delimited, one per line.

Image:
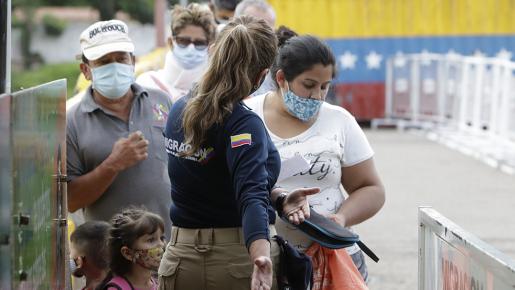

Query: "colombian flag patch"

xmin=230 ymin=133 xmax=252 ymax=148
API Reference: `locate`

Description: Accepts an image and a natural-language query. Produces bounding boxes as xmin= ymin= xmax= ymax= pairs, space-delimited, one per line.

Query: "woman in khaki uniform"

xmin=159 ymin=16 xmax=318 ymax=290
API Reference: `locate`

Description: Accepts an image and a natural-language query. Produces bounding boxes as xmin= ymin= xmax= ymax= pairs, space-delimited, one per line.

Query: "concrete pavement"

xmin=356 ymin=129 xmax=515 ymax=290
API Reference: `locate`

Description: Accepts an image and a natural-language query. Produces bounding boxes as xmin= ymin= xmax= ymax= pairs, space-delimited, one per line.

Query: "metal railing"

xmin=374 ymin=53 xmax=515 ymax=173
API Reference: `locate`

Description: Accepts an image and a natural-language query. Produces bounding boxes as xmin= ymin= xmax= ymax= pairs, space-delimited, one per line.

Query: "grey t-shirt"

xmin=67 ymin=84 xmax=172 ymax=236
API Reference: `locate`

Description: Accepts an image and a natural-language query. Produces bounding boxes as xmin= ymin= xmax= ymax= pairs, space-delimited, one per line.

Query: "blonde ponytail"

xmin=181 ymin=16 xmax=277 ymax=156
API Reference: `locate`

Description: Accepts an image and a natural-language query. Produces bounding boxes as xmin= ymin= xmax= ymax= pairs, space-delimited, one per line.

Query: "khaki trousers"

xmin=158 ymin=226 xmax=280 ymax=290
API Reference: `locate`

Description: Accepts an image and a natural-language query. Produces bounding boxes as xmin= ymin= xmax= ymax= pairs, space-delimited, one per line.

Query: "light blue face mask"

xmin=91 ymin=62 xmax=134 ymax=99
xmin=172 ymin=43 xmax=208 ymax=70
xmin=282 ymin=83 xmax=323 ymax=122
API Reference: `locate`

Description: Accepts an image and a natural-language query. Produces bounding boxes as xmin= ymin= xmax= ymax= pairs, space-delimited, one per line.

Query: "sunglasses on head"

xmin=173 ymin=36 xmax=209 ymax=51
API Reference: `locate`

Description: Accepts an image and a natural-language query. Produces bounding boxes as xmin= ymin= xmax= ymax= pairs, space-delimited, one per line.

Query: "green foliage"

xmin=11 ymin=14 xmax=24 ymax=29
xmin=119 ymin=0 xmax=155 ymax=24
xmin=38 ymin=0 xmax=90 ymax=5
xmin=15 ymin=0 xmax=162 ymax=24
xmin=12 ymin=0 xmax=39 ymax=9
xmin=42 ymin=14 xmax=67 ymax=36
xmin=89 ymin=0 xmax=117 ymax=21
xmin=12 ymin=62 xmax=80 ymax=99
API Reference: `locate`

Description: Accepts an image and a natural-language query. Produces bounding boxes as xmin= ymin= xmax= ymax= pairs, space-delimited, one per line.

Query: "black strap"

xmin=121 ymin=275 xmax=136 ymax=290
xmin=357 ymin=241 xmax=380 ymax=263
xmin=102 ymin=275 xmax=135 ymax=290
xmin=274 ymin=235 xmax=291 ymax=289
xmin=103 ymin=283 xmax=123 ymax=290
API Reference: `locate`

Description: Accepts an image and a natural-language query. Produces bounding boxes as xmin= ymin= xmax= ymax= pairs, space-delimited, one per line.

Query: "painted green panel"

xmin=0 ymin=94 xmax=13 ymax=289
xmin=10 ymin=79 xmax=67 ymax=289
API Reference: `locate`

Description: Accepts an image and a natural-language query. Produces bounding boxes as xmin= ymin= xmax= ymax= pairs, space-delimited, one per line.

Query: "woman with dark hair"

xmin=245 ymin=35 xmax=385 ymax=285
xmin=250 ymin=25 xmax=298 ymax=97
xmin=159 ymin=16 xmax=318 ymax=290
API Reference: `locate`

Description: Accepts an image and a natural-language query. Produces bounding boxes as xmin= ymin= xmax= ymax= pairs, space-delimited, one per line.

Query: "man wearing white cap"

xmin=67 ymin=20 xmax=173 ymax=237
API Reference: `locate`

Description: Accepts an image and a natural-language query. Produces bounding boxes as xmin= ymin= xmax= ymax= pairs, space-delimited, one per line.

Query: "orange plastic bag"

xmin=305 ymin=243 xmax=368 ymax=290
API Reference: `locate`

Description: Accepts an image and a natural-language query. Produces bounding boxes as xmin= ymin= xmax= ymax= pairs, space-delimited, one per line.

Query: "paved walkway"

xmin=356 ymin=129 xmax=515 ymax=290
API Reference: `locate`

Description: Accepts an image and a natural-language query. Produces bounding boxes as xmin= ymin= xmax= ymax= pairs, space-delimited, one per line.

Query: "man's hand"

xmin=251 ymin=256 xmax=273 ymax=290
xmin=282 ymin=187 xmax=320 ymax=225
xmin=105 ymin=131 xmax=149 ymax=172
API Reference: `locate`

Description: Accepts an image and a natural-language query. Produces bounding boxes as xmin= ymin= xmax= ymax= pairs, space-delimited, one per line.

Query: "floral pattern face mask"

xmin=132 ymin=246 xmax=164 ymax=271
xmin=281 ymin=82 xmax=323 ymax=122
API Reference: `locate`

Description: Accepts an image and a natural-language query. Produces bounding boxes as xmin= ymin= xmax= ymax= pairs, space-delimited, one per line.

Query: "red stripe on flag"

xmin=231 ymin=140 xmax=251 ymax=148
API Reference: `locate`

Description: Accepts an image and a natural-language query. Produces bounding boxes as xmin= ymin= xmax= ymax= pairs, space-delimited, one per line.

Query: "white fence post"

xmin=411 ymin=56 xmax=421 ymax=125
xmin=376 ymin=53 xmax=515 ymax=173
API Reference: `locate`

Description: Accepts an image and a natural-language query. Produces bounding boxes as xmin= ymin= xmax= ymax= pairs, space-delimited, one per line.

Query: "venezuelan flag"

xmin=269 ymin=0 xmax=515 ymax=120
xmin=231 ymin=133 xmax=252 ymax=148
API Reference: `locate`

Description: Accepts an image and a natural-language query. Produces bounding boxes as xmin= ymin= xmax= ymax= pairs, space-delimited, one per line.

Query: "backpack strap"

xmin=149 ymin=73 xmax=172 ymax=96
xmin=103 ymin=283 xmax=123 ymax=290
xmin=102 ymin=276 xmax=135 ymax=290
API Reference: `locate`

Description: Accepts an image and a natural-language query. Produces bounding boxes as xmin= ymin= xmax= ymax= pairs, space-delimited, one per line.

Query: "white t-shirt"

xmin=245 ymin=93 xmax=374 ymax=253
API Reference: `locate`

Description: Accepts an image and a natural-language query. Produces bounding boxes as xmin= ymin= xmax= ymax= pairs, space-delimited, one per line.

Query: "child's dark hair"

xmin=108 ymin=207 xmax=165 ymax=276
xmin=275 ymin=25 xmax=297 ymax=48
xmin=70 ymin=221 xmax=110 ymax=270
xmin=271 ymin=35 xmax=336 ymax=87
xmin=213 ymin=0 xmax=241 ymax=11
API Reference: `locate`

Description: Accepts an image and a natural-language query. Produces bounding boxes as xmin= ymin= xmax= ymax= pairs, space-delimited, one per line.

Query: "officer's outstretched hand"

xmin=106 ymin=131 xmax=149 ymax=172
xmin=282 ymin=187 xmax=320 ymax=225
xmin=251 ymin=256 xmax=273 ymax=290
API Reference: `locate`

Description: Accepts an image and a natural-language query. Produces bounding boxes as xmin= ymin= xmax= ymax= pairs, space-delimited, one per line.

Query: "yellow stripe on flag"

xmin=231 ymin=133 xmax=252 ymax=143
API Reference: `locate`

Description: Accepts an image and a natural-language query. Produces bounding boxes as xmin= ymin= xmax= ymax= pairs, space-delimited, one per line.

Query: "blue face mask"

xmin=91 ymin=62 xmax=134 ymax=99
xmin=172 ymin=42 xmax=208 ymax=70
xmin=281 ymin=83 xmax=323 ymax=122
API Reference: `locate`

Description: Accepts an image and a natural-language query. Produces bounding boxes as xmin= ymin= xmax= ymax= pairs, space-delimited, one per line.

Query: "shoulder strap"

xmin=102 ymin=276 xmax=135 ymax=290
xmin=357 ymin=241 xmax=380 ymax=263
xmin=149 ymin=73 xmax=172 ymax=96
xmin=103 ymin=283 xmax=123 ymax=290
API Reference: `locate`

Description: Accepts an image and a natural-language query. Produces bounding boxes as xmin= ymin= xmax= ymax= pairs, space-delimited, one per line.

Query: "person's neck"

xmin=162 ymin=51 xmax=181 ymax=86
xmin=84 ymin=269 xmax=108 ymax=290
xmin=125 ymin=265 xmax=153 ymax=289
xmin=162 ymin=51 xmax=206 ymax=88
xmin=264 ymin=91 xmax=316 ymax=139
xmin=92 ymin=88 xmax=134 ymax=122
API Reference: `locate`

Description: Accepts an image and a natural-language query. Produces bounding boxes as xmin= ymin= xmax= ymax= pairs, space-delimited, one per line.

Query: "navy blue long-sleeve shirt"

xmin=164 ymin=96 xmax=280 ymax=248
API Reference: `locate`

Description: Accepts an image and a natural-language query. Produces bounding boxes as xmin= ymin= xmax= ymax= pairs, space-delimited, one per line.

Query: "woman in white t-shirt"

xmin=245 ymin=35 xmax=385 ymax=282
